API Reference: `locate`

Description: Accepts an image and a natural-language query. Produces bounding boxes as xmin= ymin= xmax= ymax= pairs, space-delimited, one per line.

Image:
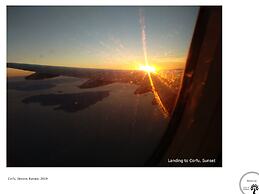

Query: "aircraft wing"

xmin=7 ymin=62 xmax=145 ymax=80
xmin=7 ymin=62 xmax=146 ymax=88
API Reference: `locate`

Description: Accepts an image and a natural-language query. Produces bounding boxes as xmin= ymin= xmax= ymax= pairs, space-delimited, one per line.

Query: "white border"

xmin=2 ymin=1 xmax=259 ymax=194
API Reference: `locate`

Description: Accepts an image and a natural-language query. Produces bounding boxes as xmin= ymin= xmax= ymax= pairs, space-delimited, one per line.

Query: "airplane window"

xmin=7 ymin=6 xmax=200 ymax=166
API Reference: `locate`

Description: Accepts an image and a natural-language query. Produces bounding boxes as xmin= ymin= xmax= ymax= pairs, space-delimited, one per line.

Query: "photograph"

xmin=7 ymin=6 xmax=222 ymax=167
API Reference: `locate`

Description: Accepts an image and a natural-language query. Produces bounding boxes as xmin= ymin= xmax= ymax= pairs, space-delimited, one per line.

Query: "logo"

xmin=240 ymin=172 xmax=259 ymax=194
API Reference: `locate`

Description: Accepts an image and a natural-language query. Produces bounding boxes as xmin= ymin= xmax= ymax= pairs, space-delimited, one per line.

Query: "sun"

xmin=139 ymin=65 xmax=156 ymax=73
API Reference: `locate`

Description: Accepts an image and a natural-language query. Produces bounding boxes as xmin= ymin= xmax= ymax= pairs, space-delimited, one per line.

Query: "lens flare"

xmin=139 ymin=65 xmax=156 ymax=73
xmin=138 ymin=9 xmax=169 ymax=118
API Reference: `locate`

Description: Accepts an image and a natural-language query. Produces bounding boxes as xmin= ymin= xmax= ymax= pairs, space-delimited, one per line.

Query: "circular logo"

xmin=240 ymin=172 xmax=259 ymax=194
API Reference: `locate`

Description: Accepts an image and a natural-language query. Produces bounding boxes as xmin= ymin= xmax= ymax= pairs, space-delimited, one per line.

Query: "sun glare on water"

xmin=139 ymin=65 xmax=156 ymax=73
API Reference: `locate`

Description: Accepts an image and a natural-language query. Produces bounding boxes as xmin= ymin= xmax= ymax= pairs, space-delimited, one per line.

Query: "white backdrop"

xmin=1 ymin=1 xmax=259 ymax=194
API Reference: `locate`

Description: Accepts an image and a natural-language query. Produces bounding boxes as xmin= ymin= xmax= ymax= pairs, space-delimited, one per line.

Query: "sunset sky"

xmin=7 ymin=6 xmax=199 ymax=70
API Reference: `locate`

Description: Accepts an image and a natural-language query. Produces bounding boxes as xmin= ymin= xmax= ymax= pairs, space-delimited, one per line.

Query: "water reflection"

xmin=22 ymin=91 xmax=110 ymax=112
xmin=7 ymin=76 xmax=81 ymax=91
xmin=8 ymin=81 xmax=56 ymax=91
